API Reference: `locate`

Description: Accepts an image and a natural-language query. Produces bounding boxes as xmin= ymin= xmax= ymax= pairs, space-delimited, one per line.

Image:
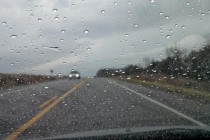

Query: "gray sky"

xmin=0 ymin=0 xmax=210 ymax=76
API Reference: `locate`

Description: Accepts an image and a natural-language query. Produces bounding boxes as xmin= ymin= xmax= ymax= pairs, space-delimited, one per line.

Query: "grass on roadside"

xmin=116 ymin=77 xmax=210 ymax=102
xmin=0 ymin=73 xmax=63 ymax=90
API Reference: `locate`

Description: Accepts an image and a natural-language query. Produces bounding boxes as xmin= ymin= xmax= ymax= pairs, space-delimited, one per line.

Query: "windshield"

xmin=0 ymin=0 xmax=210 ymax=139
xmin=70 ymin=71 xmax=79 ymax=74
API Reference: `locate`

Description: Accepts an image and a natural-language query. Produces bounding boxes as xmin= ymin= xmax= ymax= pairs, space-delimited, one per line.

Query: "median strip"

xmin=5 ymin=78 xmax=88 ymax=140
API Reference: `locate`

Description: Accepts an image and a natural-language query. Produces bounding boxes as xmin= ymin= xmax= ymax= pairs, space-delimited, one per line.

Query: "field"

xmin=117 ymin=74 xmax=210 ymax=102
xmin=0 ymin=73 xmax=66 ymax=89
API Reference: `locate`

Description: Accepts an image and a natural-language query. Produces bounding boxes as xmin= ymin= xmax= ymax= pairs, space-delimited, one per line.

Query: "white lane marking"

xmin=114 ymin=82 xmax=207 ymax=127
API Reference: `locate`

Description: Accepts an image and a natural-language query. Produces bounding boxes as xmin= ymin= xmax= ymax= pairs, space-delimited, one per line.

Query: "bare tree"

xmin=166 ymin=44 xmax=186 ymax=59
xmin=165 ymin=44 xmax=186 ymax=76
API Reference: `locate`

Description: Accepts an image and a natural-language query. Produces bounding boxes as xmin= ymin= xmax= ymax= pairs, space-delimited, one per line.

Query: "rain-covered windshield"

xmin=0 ymin=0 xmax=210 ymax=139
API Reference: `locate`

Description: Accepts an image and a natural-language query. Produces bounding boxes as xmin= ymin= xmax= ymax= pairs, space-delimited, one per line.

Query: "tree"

xmin=165 ymin=44 xmax=186 ymax=77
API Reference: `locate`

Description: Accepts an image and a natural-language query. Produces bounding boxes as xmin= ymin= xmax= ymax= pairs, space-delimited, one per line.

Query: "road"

xmin=0 ymin=78 xmax=210 ymax=139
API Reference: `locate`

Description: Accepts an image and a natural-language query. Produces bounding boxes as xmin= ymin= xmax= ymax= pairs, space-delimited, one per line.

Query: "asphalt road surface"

xmin=0 ymin=78 xmax=210 ymax=139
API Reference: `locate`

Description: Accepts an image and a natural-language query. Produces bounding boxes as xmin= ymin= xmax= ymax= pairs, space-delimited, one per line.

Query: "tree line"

xmin=96 ymin=44 xmax=210 ymax=81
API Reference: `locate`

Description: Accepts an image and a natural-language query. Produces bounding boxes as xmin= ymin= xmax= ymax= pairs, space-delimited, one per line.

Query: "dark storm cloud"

xmin=0 ymin=0 xmax=210 ymax=76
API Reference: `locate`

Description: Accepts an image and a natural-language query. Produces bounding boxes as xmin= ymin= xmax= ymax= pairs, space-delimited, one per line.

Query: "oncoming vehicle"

xmin=69 ymin=71 xmax=81 ymax=79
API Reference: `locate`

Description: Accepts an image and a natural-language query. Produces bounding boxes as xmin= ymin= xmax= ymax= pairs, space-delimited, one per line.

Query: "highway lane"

xmin=0 ymin=78 xmax=210 ymax=139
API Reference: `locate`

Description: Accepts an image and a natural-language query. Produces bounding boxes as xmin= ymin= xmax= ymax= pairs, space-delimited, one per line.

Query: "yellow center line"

xmin=39 ymin=96 xmax=58 ymax=109
xmin=5 ymin=78 xmax=89 ymax=140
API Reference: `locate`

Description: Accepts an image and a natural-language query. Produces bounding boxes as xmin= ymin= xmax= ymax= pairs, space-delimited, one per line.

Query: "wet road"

xmin=0 ymin=78 xmax=210 ymax=139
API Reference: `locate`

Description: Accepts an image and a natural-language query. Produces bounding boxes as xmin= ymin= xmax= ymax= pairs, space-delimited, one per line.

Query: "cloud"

xmin=177 ymin=34 xmax=206 ymax=50
xmin=1 ymin=0 xmax=210 ymax=75
xmin=24 ymin=56 xmax=80 ymax=73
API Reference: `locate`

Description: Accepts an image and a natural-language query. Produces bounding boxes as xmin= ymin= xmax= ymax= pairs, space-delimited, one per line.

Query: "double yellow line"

xmin=6 ymin=78 xmax=88 ymax=140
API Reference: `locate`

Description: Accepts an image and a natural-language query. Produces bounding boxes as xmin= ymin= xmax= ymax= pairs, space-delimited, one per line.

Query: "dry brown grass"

xmin=127 ymin=73 xmax=210 ymax=92
xmin=117 ymin=74 xmax=210 ymax=102
xmin=0 ymin=73 xmax=59 ymax=89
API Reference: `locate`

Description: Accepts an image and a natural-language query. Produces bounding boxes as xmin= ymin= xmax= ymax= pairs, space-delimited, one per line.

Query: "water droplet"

xmin=60 ymin=39 xmax=64 ymax=42
xmin=151 ymin=0 xmax=155 ymax=3
xmin=38 ymin=18 xmax=42 ymax=22
xmin=166 ymin=35 xmax=170 ymax=38
xmin=165 ymin=16 xmax=169 ymax=19
xmin=182 ymin=25 xmax=186 ymax=29
xmin=61 ymin=30 xmax=65 ymax=33
xmin=63 ymin=17 xmax=67 ymax=20
xmin=54 ymin=17 xmax=59 ymax=20
xmin=125 ymin=33 xmax=128 ymax=36
xmin=159 ymin=12 xmax=163 ymax=15
xmin=11 ymin=35 xmax=17 ymax=38
xmin=22 ymin=33 xmax=26 ymax=36
xmin=52 ymin=8 xmax=58 ymax=13
xmin=87 ymin=47 xmax=91 ymax=50
xmin=134 ymin=24 xmax=138 ymax=27
xmin=114 ymin=2 xmax=118 ymax=5
xmin=10 ymin=63 xmax=14 ymax=66
xmin=128 ymin=1 xmax=131 ymax=4
xmin=63 ymin=62 xmax=66 ymax=64
xmin=186 ymin=2 xmax=190 ymax=5
xmin=2 ymin=22 xmax=7 ymax=25
xmin=84 ymin=30 xmax=89 ymax=34
xmin=101 ymin=10 xmax=105 ymax=14
xmin=30 ymin=14 xmax=34 ymax=17
xmin=143 ymin=40 xmax=146 ymax=43
xmin=45 ymin=86 xmax=49 ymax=89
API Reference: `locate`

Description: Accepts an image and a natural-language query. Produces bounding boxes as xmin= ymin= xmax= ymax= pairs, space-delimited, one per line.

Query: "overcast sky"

xmin=0 ymin=0 xmax=210 ymax=76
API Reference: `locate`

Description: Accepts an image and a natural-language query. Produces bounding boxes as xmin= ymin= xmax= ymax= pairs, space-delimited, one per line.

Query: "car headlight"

xmin=69 ymin=75 xmax=72 ymax=77
xmin=76 ymin=74 xmax=79 ymax=77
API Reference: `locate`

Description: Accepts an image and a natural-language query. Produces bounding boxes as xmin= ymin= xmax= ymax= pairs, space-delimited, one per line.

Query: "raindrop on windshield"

xmin=11 ymin=35 xmax=17 ymax=38
xmin=182 ymin=25 xmax=186 ymax=29
xmin=87 ymin=47 xmax=91 ymax=50
xmin=101 ymin=10 xmax=105 ymax=14
xmin=114 ymin=2 xmax=118 ymax=5
xmin=38 ymin=18 xmax=42 ymax=22
xmin=22 ymin=33 xmax=26 ymax=36
xmin=2 ymin=22 xmax=7 ymax=25
xmin=52 ymin=8 xmax=58 ymax=13
xmin=166 ymin=35 xmax=170 ymax=38
xmin=61 ymin=30 xmax=65 ymax=33
xmin=84 ymin=30 xmax=89 ymax=34
xmin=54 ymin=17 xmax=59 ymax=20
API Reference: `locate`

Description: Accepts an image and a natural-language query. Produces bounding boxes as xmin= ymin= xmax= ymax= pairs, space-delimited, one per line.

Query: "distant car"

xmin=69 ymin=71 xmax=81 ymax=79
